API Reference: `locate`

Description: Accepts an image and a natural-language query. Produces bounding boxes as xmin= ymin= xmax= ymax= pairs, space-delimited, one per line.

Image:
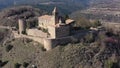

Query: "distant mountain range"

xmin=70 ymin=0 xmax=120 ymax=23
xmin=0 ymin=0 xmax=89 ymax=9
xmin=0 ymin=0 xmax=120 ymax=14
xmin=90 ymin=0 xmax=120 ymax=8
xmin=0 ymin=0 xmax=90 ymax=14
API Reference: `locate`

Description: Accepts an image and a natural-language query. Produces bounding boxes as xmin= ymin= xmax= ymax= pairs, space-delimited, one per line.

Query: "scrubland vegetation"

xmin=0 ymin=6 xmax=119 ymax=68
xmin=0 ymin=6 xmax=46 ymax=27
xmin=0 ymin=26 xmax=119 ymax=68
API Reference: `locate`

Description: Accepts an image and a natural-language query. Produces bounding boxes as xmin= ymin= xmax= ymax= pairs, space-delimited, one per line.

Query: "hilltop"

xmin=0 ymin=28 xmax=120 ymax=68
xmin=0 ymin=2 xmax=120 ymax=68
xmin=0 ymin=6 xmax=47 ymax=27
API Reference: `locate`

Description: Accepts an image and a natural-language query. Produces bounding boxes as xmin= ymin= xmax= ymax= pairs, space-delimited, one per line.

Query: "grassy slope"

xmin=0 ymin=28 xmax=119 ymax=68
xmin=1 ymin=38 xmax=43 ymax=68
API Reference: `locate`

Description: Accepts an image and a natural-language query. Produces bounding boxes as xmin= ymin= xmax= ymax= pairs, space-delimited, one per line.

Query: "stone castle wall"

xmin=48 ymin=26 xmax=56 ymax=38
xmin=13 ymin=32 xmax=72 ymax=51
xmin=38 ymin=18 xmax=51 ymax=29
xmin=26 ymin=29 xmax=48 ymax=38
xmin=44 ymin=36 xmax=72 ymax=50
xmin=43 ymin=30 xmax=89 ymax=51
xmin=48 ymin=25 xmax=70 ymax=38
xmin=18 ymin=19 xmax=26 ymax=34
xmin=16 ymin=7 xmax=76 ymax=51
xmin=13 ymin=30 xmax=88 ymax=51
xmin=56 ymin=25 xmax=70 ymax=38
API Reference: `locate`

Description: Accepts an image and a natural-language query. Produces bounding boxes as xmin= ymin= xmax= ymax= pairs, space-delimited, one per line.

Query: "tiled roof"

xmin=66 ymin=19 xmax=74 ymax=24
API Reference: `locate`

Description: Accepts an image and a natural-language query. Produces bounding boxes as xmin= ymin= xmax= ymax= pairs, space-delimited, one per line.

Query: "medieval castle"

xmin=16 ymin=7 xmax=76 ymax=51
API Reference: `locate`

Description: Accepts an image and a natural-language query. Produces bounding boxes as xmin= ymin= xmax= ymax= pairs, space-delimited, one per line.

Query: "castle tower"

xmin=18 ymin=19 xmax=26 ymax=35
xmin=52 ymin=7 xmax=59 ymax=25
xmin=59 ymin=18 xmax=62 ymax=24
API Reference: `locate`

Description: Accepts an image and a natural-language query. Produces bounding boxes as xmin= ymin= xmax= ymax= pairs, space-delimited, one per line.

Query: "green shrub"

xmin=0 ymin=60 xmax=2 ymax=67
xmin=97 ymin=32 xmax=106 ymax=41
xmin=14 ymin=63 xmax=21 ymax=68
xmin=5 ymin=44 xmax=13 ymax=52
xmin=42 ymin=28 xmax=48 ymax=33
xmin=74 ymin=17 xmax=91 ymax=29
xmin=0 ymin=60 xmax=8 ymax=67
xmin=92 ymin=20 xmax=101 ymax=28
xmin=25 ymin=38 xmax=32 ymax=43
xmin=105 ymin=60 xmax=114 ymax=68
xmin=23 ymin=62 xmax=29 ymax=68
xmin=41 ymin=46 xmax=46 ymax=51
xmin=84 ymin=33 xmax=95 ymax=43
xmin=22 ymin=31 xmax=26 ymax=34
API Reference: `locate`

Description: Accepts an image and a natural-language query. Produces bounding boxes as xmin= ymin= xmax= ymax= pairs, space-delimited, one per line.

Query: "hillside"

xmin=70 ymin=0 xmax=120 ymax=23
xmin=0 ymin=6 xmax=47 ymax=27
xmin=1 ymin=0 xmax=120 ymax=16
xmin=0 ymin=29 xmax=11 ymax=45
xmin=71 ymin=9 xmax=120 ymax=23
xmin=90 ymin=0 xmax=120 ymax=8
xmin=0 ymin=1 xmax=120 ymax=68
xmin=0 ymin=28 xmax=120 ymax=68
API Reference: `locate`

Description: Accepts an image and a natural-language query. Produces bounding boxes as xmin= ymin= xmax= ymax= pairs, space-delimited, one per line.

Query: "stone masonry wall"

xmin=18 ymin=19 xmax=26 ymax=34
xmin=48 ymin=26 xmax=56 ymax=38
xmin=43 ymin=30 xmax=89 ymax=51
xmin=13 ymin=30 xmax=88 ymax=51
xmin=44 ymin=36 xmax=72 ymax=51
xmin=56 ymin=25 xmax=70 ymax=38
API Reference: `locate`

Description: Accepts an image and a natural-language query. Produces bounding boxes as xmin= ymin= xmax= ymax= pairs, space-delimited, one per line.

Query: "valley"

xmin=79 ymin=7 xmax=120 ymax=23
xmin=82 ymin=0 xmax=120 ymax=22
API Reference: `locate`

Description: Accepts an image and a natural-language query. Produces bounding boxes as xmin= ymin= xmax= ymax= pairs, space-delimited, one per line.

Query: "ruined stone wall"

xmin=18 ymin=19 xmax=26 ymax=34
